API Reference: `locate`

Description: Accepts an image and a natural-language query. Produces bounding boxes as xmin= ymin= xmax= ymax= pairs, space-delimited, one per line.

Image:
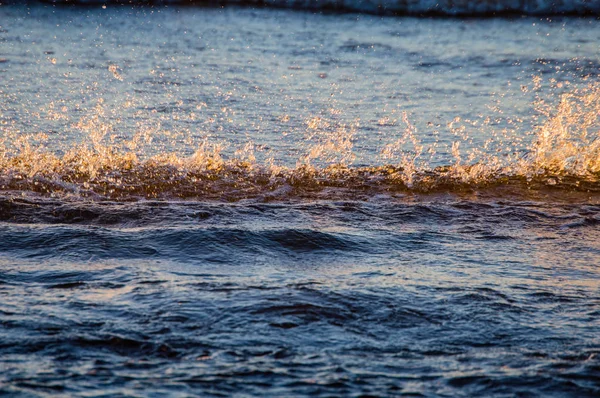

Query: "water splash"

xmin=0 ymin=83 xmax=598 ymax=201
xmin=528 ymin=83 xmax=600 ymax=176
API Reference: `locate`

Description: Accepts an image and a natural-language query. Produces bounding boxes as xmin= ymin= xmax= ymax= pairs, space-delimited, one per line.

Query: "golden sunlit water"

xmin=1 ymin=82 xmax=599 ymax=200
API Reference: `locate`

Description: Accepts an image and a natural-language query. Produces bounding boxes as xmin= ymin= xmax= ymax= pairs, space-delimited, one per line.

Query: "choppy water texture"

xmin=1 ymin=3 xmax=600 ymax=397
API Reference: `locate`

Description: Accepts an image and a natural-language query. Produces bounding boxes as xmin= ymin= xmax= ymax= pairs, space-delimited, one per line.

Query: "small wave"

xmin=0 ymin=83 xmax=598 ymax=202
xmin=0 ymin=224 xmax=370 ymax=260
xmin=0 ymin=154 xmax=598 ymax=202
xmin=30 ymin=0 xmax=600 ymax=16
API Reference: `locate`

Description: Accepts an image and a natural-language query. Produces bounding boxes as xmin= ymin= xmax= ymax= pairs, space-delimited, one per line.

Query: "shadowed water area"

xmin=0 ymin=2 xmax=599 ymax=396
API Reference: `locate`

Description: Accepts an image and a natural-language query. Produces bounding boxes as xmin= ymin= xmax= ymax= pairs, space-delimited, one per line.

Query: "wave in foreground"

xmin=29 ymin=0 xmax=600 ymax=16
xmin=1 ymin=84 xmax=599 ymax=202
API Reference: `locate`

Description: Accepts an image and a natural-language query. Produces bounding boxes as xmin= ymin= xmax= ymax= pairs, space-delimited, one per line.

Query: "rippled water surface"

xmin=1 ymin=3 xmax=600 ymax=396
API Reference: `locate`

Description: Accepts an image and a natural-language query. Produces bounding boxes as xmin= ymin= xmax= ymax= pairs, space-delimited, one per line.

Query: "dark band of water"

xmin=15 ymin=0 xmax=600 ymax=17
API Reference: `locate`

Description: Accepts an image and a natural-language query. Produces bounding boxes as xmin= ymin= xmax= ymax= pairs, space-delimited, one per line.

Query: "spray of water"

xmin=0 ymin=82 xmax=598 ymax=201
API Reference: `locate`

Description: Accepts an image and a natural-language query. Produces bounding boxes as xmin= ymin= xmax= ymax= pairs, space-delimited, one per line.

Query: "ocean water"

xmin=1 ymin=2 xmax=600 ymax=396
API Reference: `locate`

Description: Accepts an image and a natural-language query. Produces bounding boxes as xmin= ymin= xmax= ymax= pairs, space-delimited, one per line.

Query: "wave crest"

xmin=1 ymin=84 xmax=599 ymax=201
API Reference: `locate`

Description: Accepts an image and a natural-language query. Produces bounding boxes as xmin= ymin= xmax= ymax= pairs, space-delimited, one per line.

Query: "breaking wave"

xmin=30 ymin=0 xmax=600 ymax=16
xmin=1 ymin=83 xmax=599 ymax=202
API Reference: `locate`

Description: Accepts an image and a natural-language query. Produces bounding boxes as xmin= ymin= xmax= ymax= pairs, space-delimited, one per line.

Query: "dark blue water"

xmin=1 ymin=198 xmax=599 ymax=396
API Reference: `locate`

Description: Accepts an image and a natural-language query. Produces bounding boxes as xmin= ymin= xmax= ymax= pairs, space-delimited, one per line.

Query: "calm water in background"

xmin=2 ymin=4 xmax=599 ymax=162
xmin=1 ymin=4 xmax=600 ymax=396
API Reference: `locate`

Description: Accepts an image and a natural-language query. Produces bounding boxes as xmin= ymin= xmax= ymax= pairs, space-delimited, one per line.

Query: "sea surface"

xmin=0 ymin=2 xmax=599 ymax=396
